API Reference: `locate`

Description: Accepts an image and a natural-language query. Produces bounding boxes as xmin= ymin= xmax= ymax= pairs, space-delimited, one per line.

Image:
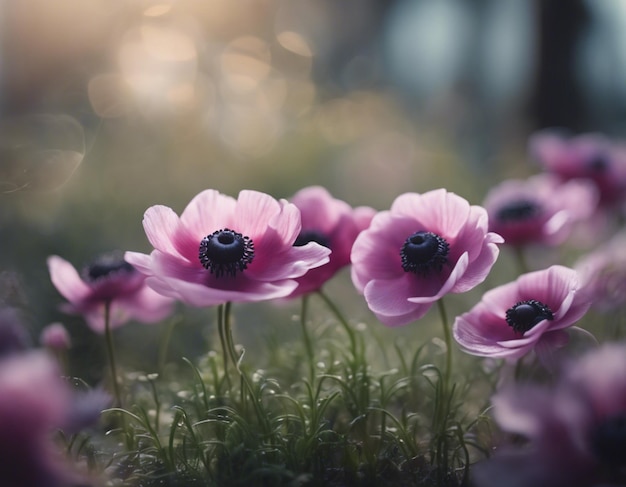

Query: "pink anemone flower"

xmin=350 ymin=189 xmax=503 ymax=326
xmin=483 ymin=173 xmax=598 ymax=247
xmin=47 ymin=253 xmax=174 ymax=334
xmin=453 ymin=265 xmax=591 ymax=361
xmin=286 ymin=186 xmax=375 ymax=298
xmin=124 ymin=189 xmax=331 ymax=307
xmin=529 ymin=130 xmax=626 ymax=208
xmin=472 ymin=344 xmax=626 ymax=487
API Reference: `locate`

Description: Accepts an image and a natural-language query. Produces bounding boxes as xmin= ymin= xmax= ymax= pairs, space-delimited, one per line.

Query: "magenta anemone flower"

xmin=575 ymin=230 xmax=626 ymax=311
xmin=350 ymin=189 xmax=503 ymax=326
xmin=529 ymin=130 xmax=626 ymax=207
xmin=124 ymin=189 xmax=331 ymax=307
xmin=473 ymin=343 xmax=626 ymax=487
xmin=453 ymin=265 xmax=591 ymax=361
xmin=47 ymin=253 xmax=174 ymax=334
xmin=286 ymin=186 xmax=375 ymax=297
xmin=483 ymin=173 xmax=598 ymax=247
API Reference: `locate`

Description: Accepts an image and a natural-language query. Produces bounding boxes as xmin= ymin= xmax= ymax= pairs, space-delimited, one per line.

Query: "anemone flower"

xmin=472 ymin=343 xmax=626 ymax=487
xmin=575 ymin=229 xmax=626 ymax=311
xmin=483 ymin=173 xmax=598 ymax=247
xmin=48 ymin=253 xmax=174 ymax=334
xmin=124 ymin=189 xmax=331 ymax=307
xmin=0 ymin=351 xmax=85 ymax=487
xmin=529 ymin=129 xmax=626 ymax=208
xmin=286 ymin=186 xmax=375 ymax=298
xmin=453 ymin=265 xmax=591 ymax=362
xmin=350 ymin=189 xmax=503 ymax=326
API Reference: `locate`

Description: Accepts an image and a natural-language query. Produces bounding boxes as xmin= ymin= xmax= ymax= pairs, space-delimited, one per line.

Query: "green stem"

xmin=316 ymin=290 xmax=358 ymax=361
xmin=300 ymin=295 xmax=315 ymax=382
xmin=103 ymin=301 xmax=123 ymax=408
xmin=437 ymin=298 xmax=452 ymax=394
xmin=216 ymin=304 xmax=232 ymax=392
xmin=221 ymin=302 xmax=269 ymax=433
xmin=158 ymin=316 xmax=179 ymax=376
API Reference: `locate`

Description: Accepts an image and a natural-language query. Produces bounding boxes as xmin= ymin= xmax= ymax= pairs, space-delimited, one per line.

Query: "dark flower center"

xmin=496 ymin=200 xmax=540 ymax=223
xmin=591 ymin=414 xmax=626 ymax=467
xmin=505 ymin=299 xmax=554 ymax=334
xmin=294 ymin=230 xmax=330 ymax=248
xmin=199 ymin=228 xmax=254 ymax=278
xmin=84 ymin=257 xmax=135 ymax=282
xmin=400 ymin=231 xmax=449 ymax=275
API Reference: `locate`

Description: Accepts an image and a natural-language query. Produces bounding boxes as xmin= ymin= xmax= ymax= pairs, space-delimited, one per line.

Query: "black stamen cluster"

xmin=400 ymin=231 xmax=449 ymax=276
xmin=496 ymin=200 xmax=540 ymax=223
xmin=84 ymin=256 xmax=135 ymax=281
xmin=199 ymin=228 xmax=254 ymax=278
xmin=505 ymin=299 xmax=553 ymax=334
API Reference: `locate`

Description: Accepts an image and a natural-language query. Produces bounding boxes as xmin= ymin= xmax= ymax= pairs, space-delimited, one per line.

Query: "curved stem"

xmin=316 ymin=290 xmax=358 ymax=361
xmin=299 ymin=295 xmax=315 ymax=382
xmin=103 ymin=301 xmax=122 ymax=408
xmin=216 ymin=304 xmax=232 ymax=391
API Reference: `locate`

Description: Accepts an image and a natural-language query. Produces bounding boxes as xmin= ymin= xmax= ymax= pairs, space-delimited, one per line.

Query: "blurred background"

xmin=2 ymin=0 xmax=626 ymax=379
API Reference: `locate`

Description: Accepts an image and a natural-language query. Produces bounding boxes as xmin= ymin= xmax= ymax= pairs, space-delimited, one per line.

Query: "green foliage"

xmin=82 ymin=297 xmax=492 ymax=487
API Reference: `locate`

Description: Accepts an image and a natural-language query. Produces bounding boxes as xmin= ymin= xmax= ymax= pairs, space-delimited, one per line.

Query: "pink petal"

xmin=180 ymin=189 xmax=236 ymax=235
xmin=451 ymin=237 xmax=502 ymax=293
xmin=393 ymin=189 xmax=472 ymax=240
xmin=291 ymin=186 xmax=346 ymax=232
xmin=364 ymin=274 xmax=432 ymax=326
xmin=142 ymin=205 xmax=184 ymax=256
xmin=248 ymin=241 xmax=330 ymax=281
xmin=47 ymin=256 xmax=90 ymax=302
xmin=407 ymin=252 xmax=469 ymax=304
xmin=117 ymin=286 xmax=174 ymax=323
xmin=124 ymin=251 xmax=154 ymax=276
xmin=517 ymin=266 xmax=577 ymax=307
xmin=234 ymin=190 xmax=283 ymax=239
xmin=155 ymin=273 xmax=298 ymax=307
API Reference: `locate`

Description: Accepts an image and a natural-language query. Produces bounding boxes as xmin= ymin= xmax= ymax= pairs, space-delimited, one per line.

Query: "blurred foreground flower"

xmin=529 ymin=130 xmax=626 ymax=208
xmin=453 ymin=265 xmax=591 ymax=361
xmin=47 ymin=253 xmax=174 ymax=333
xmin=0 ymin=351 xmax=98 ymax=487
xmin=39 ymin=323 xmax=71 ymax=351
xmin=351 ymin=189 xmax=502 ymax=326
xmin=287 ymin=186 xmax=375 ymax=297
xmin=125 ymin=189 xmax=330 ymax=307
xmin=0 ymin=307 xmax=31 ymax=357
xmin=473 ymin=343 xmax=626 ymax=487
xmin=575 ymin=230 xmax=626 ymax=311
xmin=484 ymin=173 xmax=598 ymax=247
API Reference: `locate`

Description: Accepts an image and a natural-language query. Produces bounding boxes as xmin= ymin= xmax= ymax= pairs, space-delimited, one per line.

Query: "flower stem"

xmin=316 ymin=290 xmax=358 ymax=362
xmin=220 ymin=302 xmax=270 ymax=433
xmin=437 ymin=298 xmax=452 ymax=394
xmin=216 ymin=304 xmax=232 ymax=392
xmin=299 ymin=295 xmax=315 ymax=382
xmin=103 ymin=301 xmax=122 ymax=408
